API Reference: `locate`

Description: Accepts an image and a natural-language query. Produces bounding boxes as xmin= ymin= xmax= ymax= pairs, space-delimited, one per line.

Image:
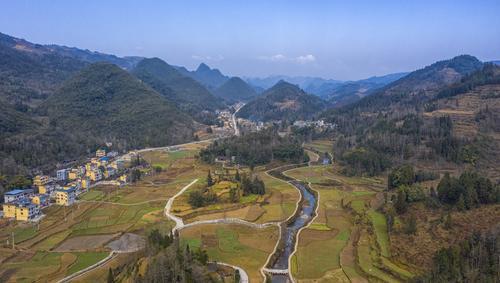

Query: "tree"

xmin=131 ymin=169 xmax=142 ymax=182
xmin=235 ymin=170 xmax=240 ymax=182
xmin=229 ymin=187 xmax=239 ymax=203
xmin=154 ymin=166 xmax=162 ymax=173
xmin=405 ymin=214 xmax=417 ymax=234
xmin=388 ymin=164 xmax=415 ymax=190
xmin=394 ymin=189 xmax=408 ymax=214
xmin=444 ymin=213 xmax=453 ymax=230
xmin=188 ymin=190 xmax=205 ymax=208
xmin=207 ymin=170 xmax=213 ymax=187
xmin=107 ymin=268 xmax=114 ymax=283
xmin=234 ymin=269 xmax=241 ymax=283
xmin=456 ymin=194 xmax=466 ymax=211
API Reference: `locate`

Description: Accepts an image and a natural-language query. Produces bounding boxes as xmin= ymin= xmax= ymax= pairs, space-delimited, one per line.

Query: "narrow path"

xmin=164 ymin=179 xmax=254 ymax=282
xmin=56 ymin=251 xmax=117 ymax=283
xmin=79 ymin=198 xmax=167 ymax=206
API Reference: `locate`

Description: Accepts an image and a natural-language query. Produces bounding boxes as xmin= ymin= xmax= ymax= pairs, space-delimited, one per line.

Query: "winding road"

xmin=59 ymin=102 xmax=320 ymax=283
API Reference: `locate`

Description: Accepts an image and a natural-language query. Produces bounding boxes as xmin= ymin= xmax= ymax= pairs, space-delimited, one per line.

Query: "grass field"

xmin=180 ymin=224 xmax=279 ymax=283
xmin=1 ymin=250 xmax=110 ymax=282
xmin=304 ymin=140 xmax=333 ymax=155
xmin=66 ymin=252 xmax=109 ymax=275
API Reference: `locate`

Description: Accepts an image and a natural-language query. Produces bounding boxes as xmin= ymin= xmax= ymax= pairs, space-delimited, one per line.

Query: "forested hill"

xmin=0 ymin=32 xmax=87 ymax=104
xmin=237 ymin=81 xmax=326 ymax=121
xmin=214 ymin=76 xmax=258 ymax=103
xmin=320 ymin=59 xmax=500 ymax=180
xmin=324 ymin=55 xmax=484 ymax=115
xmin=43 ymin=62 xmax=195 ymax=148
xmin=132 ymin=58 xmax=225 ymax=123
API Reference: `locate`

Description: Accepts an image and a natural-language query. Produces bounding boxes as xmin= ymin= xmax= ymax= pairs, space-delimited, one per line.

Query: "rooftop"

xmin=5 ymin=189 xmax=32 ymax=195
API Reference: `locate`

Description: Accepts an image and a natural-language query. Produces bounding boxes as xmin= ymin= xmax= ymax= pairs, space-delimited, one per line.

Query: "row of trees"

xmin=199 ymin=128 xmax=307 ymax=166
xmin=387 ymin=164 xmax=439 ymax=190
xmin=437 ymin=172 xmax=499 ymax=210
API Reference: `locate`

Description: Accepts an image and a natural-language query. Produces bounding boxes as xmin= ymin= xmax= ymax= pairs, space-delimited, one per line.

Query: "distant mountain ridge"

xmin=245 ymin=75 xmax=342 ymax=92
xmin=213 ymin=77 xmax=258 ymax=103
xmin=322 ymin=55 xmax=485 ymax=117
xmin=237 ymin=80 xmax=326 ymax=121
xmin=175 ymin=63 xmax=229 ymax=89
xmin=46 ymin=45 xmax=144 ymax=70
xmin=132 ymin=58 xmax=225 ymax=123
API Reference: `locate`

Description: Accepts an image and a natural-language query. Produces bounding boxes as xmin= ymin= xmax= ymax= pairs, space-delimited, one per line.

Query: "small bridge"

xmin=262 ymin=268 xmax=290 ymax=275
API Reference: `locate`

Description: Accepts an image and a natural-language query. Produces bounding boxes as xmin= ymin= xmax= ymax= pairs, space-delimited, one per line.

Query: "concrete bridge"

xmin=262 ymin=268 xmax=290 ymax=275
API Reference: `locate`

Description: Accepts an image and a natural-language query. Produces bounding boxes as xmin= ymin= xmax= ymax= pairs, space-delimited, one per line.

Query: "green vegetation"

xmin=132 ymin=57 xmax=223 ymax=124
xmin=214 ymin=76 xmax=257 ymax=103
xmin=67 ymin=252 xmax=109 ymax=275
xmin=44 ymin=62 xmax=195 ymax=149
xmin=414 ymin=229 xmax=499 ymax=282
xmin=237 ymin=81 xmax=326 ymax=122
xmin=437 ymin=171 xmax=499 ymax=209
xmin=140 ymin=229 xmax=212 ymax=282
xmin=199 ymin=128 xmax=307 ymax=166
xmin=368 ymin=210 xmax=390 ymax=257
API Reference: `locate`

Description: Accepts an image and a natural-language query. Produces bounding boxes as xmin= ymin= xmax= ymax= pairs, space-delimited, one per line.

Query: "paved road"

xmin=232 ymin=104 xmax=243 ymax=137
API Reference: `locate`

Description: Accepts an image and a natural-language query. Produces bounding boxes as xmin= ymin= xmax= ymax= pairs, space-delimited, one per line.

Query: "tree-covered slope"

xmin=132 ymin=58 xmax=225 ymax=123
xmin=0 ymin=32 xmax=87 ymax=104
xmin=43 ymin=62 xmax=195 ymax=148
xmin=237 ymin=81 xmax=326 ymax=121
xmin=214 ymin=76 xmax=257 ymax=103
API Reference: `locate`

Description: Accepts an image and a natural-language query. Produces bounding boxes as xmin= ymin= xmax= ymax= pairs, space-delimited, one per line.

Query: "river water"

xmin=269 ymin=180 xmax=317 ymax=283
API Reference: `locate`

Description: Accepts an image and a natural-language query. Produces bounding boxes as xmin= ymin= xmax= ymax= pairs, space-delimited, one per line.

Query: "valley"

xmin=0 ymin=8 xmax=499 ymax=283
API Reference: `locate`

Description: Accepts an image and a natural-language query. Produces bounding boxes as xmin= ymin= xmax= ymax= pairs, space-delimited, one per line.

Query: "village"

xmin=1 ymin=148 xmax=136 ymax=222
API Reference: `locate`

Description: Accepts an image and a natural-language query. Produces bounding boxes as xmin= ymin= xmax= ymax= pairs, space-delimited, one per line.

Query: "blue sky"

xmin=1 ymin=0 xmax=499 ymax=80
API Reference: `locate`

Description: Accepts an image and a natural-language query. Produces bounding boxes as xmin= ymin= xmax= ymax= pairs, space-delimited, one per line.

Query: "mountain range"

xmin=175 ymin=63 xmax=229 ymax=89
xmin=1 ymin=31 xmax=498 ymax=177
xmin=132 ymin=58 xmax=224 ymax=123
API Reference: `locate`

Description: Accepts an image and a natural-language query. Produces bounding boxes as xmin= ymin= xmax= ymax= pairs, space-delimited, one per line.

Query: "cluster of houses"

xmin=2 ymin=149 xmax=132 ymax=222
xmin=293 ymin=120 xmax=336 ymax=130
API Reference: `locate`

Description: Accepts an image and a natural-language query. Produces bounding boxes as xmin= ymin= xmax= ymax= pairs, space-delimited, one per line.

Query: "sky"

xmin=1 ymin=0 xmax=499 ymax=80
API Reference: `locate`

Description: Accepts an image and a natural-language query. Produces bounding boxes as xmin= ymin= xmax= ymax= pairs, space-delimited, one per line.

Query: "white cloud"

xmin=296 ymin=54 xmax=316 ymax=64
xmin=258 ymin=54 xmax=316 ymax=64
xmin=191 ymin=54 xmax=224 ymax=61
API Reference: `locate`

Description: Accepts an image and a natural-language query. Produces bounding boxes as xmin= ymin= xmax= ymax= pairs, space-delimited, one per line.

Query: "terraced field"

xmin=180 ymin=224 xmax=279 ymax=282
xmin=0 ymin=146 xmax=206 ymax=282
xmin=172 ymin=165 xmax=300 ymax=225
xmin=286 ymin=164 xmax=414 ymax=282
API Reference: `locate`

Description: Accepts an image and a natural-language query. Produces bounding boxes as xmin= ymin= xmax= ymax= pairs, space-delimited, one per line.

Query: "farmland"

xmin=180 ymin=223 xmax=279 ymax=282
xmin=285 ymin=164 xmax=413 ymax=282
xmin=0 ymin=145 xmax=205 ymax=282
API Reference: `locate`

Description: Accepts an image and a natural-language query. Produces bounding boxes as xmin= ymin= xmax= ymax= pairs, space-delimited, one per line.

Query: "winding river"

xmin=267 ymin=174 xmax=318 ymax=282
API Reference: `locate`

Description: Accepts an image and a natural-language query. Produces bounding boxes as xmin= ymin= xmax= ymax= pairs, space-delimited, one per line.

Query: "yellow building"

xmin=55 ymin=188 xmax=76 ymax=206
xmin=33 ymin=175 xmax=49 ymax=186
xmin=38 ymin=185 xmax=47 ymax=194
xmin=15 ymin=203 xmax=39 ymax=221
xmin=81 ymin=178 xmax=91 ymax=189
xmin=2 ymin=203 xmax=17 ymax=218
xmin=119 ymin=174 xmax=128 ymax=183
xmin=85 ymin=162 xmax=93 ymax=173
xmin=68 ymin=170 xmax=78 ymax=180
xmin=89 ymin=170 xmax=102 ymax=182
